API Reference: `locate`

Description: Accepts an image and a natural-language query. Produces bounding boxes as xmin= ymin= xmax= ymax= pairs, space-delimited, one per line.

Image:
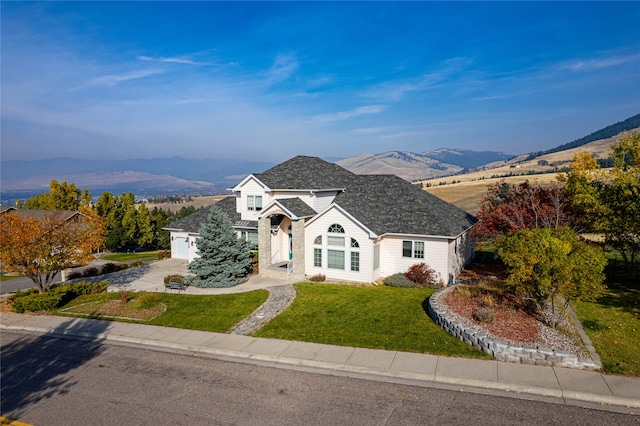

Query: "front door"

xmin=288 ymin=233 xmax=293 ymax=260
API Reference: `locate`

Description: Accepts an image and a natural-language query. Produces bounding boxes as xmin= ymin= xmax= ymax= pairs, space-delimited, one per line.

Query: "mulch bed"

xmin=444 ymin=286 xmax=539 ymax=344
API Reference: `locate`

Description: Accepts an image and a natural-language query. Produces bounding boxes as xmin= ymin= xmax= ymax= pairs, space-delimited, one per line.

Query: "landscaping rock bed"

xmin=428 ymin=285 xmax=602 ymax=370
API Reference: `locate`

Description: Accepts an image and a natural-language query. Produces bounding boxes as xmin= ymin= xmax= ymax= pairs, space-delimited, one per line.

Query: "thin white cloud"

xmin=137 ymin=55 xmax=206 ymax=65
xmin=350 ymin=127 xmax=389 ymax=135
xmin=266 ymin=53 xmax=299 ymax=84
xmin=365 ymin=57 xmax=473 ymax=101
xmin=84 ymin=69 xmax=163 ymax=88
xmin=312 ymin=105 xmax=385 ymax=124
xmin=559 ymin=53 xmax=639 ymax=72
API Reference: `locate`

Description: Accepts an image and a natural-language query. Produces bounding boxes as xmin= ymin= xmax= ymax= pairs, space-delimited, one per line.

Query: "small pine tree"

xmin=187 ymin=206 xmax=252 ymax=288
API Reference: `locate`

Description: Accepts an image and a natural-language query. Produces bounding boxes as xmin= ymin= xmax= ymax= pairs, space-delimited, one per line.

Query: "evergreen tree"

xmin=187 ymin=206 xmax=252 ymax=288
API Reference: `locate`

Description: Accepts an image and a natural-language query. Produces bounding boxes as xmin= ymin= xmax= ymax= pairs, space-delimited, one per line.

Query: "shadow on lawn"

xmin=0 ymin=319 xmax=110 ymax=418
xmin=592 ymin=263 xmax=640 ymax=317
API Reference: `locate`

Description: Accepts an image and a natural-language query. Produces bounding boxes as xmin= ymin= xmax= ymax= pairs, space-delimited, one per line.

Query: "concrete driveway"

xmin=86 ymin=258 xmax=298 ymax=294
xmin=2 ymin=258 xmax=297 ymax=295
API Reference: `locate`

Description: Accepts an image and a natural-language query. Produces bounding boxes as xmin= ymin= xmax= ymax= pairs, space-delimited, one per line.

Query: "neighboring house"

xmin=0 ymin=207 xmax=88 ymax=224
xmin=165 ymin=156 xmax=478 ymax=284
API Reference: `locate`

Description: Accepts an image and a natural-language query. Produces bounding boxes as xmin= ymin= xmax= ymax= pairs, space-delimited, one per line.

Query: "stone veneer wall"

xmin=428 ymin=286 xmax=602 ymax=370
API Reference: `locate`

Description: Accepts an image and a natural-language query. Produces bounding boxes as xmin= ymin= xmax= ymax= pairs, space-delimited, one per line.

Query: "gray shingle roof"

xmin=164 ymin=196 xmax=241 ymax=233
xmin=255 ymin=156 xmax=354 ymax=190
xmin=167 ymin=157 xmax=477 ymax=238
xmin=275 ymin=197 xmax=317 ymax=218
xmin=334 ymin=174 xmax=477 ymax=237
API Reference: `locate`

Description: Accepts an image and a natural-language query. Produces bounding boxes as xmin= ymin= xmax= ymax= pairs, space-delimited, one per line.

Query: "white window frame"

xmin=402 ymin=240 xmax=425 ymax=259
xmin=247 ymin=195 xmax=263 ymax=211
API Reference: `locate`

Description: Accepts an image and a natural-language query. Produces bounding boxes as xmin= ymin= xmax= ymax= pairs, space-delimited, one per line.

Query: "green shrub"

xmin=11 ymin=280 xmax=109 ymax=313
xmin=11 ymin=292 xmax=63 ymax=313
xmin=131 ymin=293 xmax=162 ymax=309
xmin=384 ymin=273 xmax=415 ymax=288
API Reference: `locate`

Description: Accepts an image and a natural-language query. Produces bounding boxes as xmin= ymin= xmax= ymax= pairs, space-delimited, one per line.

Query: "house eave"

xmin=228 ymin=174 xmax=271 ymax=192
xmin=305 ymin=203 xmax=378 ymax=239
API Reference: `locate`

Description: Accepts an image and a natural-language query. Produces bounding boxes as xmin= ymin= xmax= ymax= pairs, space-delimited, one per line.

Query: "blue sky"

xmin=2 ymin=1 xmax=639 ymax=163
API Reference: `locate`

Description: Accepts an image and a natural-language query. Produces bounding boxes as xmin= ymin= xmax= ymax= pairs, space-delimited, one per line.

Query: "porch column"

xmin=290 ymin=219 xmax=305 ymax=281
xmin=258 ymin=216 xmax=271 ymax=274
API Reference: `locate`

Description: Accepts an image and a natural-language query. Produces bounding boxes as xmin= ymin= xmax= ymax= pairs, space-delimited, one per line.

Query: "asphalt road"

xmin=1 ymin=331 xmax=636 ymax=426
xmin=0 ymin=275 xmax=42 ymax=294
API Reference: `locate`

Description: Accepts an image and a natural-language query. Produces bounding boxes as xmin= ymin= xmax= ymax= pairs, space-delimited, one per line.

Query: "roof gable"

xmin=254 ymin=156 xmax=354 ymax=190
xmin=261 ymin=197 xmax=317 ymax=220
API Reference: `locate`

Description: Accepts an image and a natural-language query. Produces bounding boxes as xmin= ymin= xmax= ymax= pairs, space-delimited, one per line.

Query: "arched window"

xmin=350 ymin=238 xmax=360 ymax=272
xmin=314 ymin=235 xmax=322 ymax=245
xmin=328 ymin=224 xmax=345 ymax=233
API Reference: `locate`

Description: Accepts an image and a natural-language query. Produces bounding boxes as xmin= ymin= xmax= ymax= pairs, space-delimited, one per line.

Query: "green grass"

xmin=59 ymin=290 xmax=269 ymax=333
xmin=100 ymin=251 xmax=159 ymax=262
xmin=253 ymin=283 xmax=489 ymax=358
xmin=148 ymin=291 xmax=268 ymax=332
xmin=572 ymin=266 xmax=640 ymax=376
xmin=0 ymin=275 xmax=20 ymax=281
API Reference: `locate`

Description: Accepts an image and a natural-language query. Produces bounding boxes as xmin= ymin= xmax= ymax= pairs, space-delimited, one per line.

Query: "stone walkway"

xmin=230 ymin=285 xmax=297 ymax=335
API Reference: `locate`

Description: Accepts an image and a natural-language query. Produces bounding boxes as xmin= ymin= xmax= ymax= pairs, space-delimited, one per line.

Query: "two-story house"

xmin=165 ymin=156 xmax=477 ymax=285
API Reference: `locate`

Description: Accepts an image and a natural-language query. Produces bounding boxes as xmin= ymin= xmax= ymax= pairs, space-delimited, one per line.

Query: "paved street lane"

xmin=1 ymin=331 xmax=636 ymax=426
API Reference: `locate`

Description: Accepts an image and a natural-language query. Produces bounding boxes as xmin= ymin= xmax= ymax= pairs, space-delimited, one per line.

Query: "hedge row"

xmin=11 ymin=280 xmax=109 ymax=313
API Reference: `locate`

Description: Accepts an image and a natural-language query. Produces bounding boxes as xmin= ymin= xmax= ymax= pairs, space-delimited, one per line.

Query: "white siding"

xmin=235 ymin=177 xmax=270 ymax=221
xmin=447 ymin=230 xmax=475 ymax=283
xmin=378 ymin=236 xmax=450 ymax=283
xmin=269 ymin=190 xmax=339 ymax=214
xmin=188 ymin=233 xmax=199 ymax=262
xmin=304 ymin=207 xmax=373 ymax=282
xmin=313 ymin=192 xmax=339 ymax=212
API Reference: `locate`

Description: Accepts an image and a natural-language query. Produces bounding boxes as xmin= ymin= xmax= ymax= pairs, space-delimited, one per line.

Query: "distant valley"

xmin=1 ymin=113 xmax=637 ymax=206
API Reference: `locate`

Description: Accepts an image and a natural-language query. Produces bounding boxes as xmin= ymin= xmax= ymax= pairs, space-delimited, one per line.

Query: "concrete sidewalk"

xmin=1 ymin=312 xmax=638 ymax=414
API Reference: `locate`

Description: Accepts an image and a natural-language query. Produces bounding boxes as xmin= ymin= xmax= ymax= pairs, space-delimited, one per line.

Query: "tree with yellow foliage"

xmin=560 ymin=132 xmax=640 ymax=275
xmin=0 ymin=208 xmax=106 ymax=293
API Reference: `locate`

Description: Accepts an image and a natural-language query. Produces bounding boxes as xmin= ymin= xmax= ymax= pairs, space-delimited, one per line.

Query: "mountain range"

xmin=1 ymin=114 xmax=637 ymax=202
xmin=336 ymin=149 xmax=513 ymax=181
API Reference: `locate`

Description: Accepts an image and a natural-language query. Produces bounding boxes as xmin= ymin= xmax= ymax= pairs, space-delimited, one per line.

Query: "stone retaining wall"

xmin=428 ymin=286 xmax=601 ymax=370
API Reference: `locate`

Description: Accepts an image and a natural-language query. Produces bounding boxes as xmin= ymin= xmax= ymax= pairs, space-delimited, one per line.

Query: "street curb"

xmin=2 ymin=323 xmax=638 ymax=412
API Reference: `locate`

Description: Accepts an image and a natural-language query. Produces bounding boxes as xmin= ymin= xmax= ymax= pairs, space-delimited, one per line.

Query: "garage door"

xmin=173 ymin=237 xmax=189 ymax=259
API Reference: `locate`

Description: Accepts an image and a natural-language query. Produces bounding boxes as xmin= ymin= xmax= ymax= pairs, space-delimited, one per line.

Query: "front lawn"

xmin=100 ymin=251 xmax=160 ymax=263
xmin=60 ymin=290 xmax=269 ymax=333
xmin=253 ymin=283 xmax=489 ymax=359
xmin=572 ymin=268 xmax=640 ymax=376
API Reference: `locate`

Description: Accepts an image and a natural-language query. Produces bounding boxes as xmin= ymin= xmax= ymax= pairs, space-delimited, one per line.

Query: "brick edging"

xmin=427 ymin=286 xmax=602 ymax=370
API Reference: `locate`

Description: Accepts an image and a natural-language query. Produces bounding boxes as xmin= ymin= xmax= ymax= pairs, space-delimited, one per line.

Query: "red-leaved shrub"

xmin=404 ymin=263 xmax=438 ymax=287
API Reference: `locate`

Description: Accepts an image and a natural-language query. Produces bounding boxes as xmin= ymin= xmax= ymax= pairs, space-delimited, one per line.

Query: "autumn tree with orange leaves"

xmin=0 ymin=208 xmax=106 ymax=293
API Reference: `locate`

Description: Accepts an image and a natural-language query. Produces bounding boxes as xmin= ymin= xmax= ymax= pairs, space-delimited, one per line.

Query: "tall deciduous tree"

xmin=497 ymin=227 xmax=606 ymax=327
xmin=473 ymin=180 xmax=581 ymax=244
xmin=23 ymin=180 xmax=91 ymax=210
xmin=0 ymin=209 xmax=106 ymax=293
xmin=561 ymin=132 xmax=640 ymax=274
xmin=187 ymin=206 xmax=251 ymax=288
